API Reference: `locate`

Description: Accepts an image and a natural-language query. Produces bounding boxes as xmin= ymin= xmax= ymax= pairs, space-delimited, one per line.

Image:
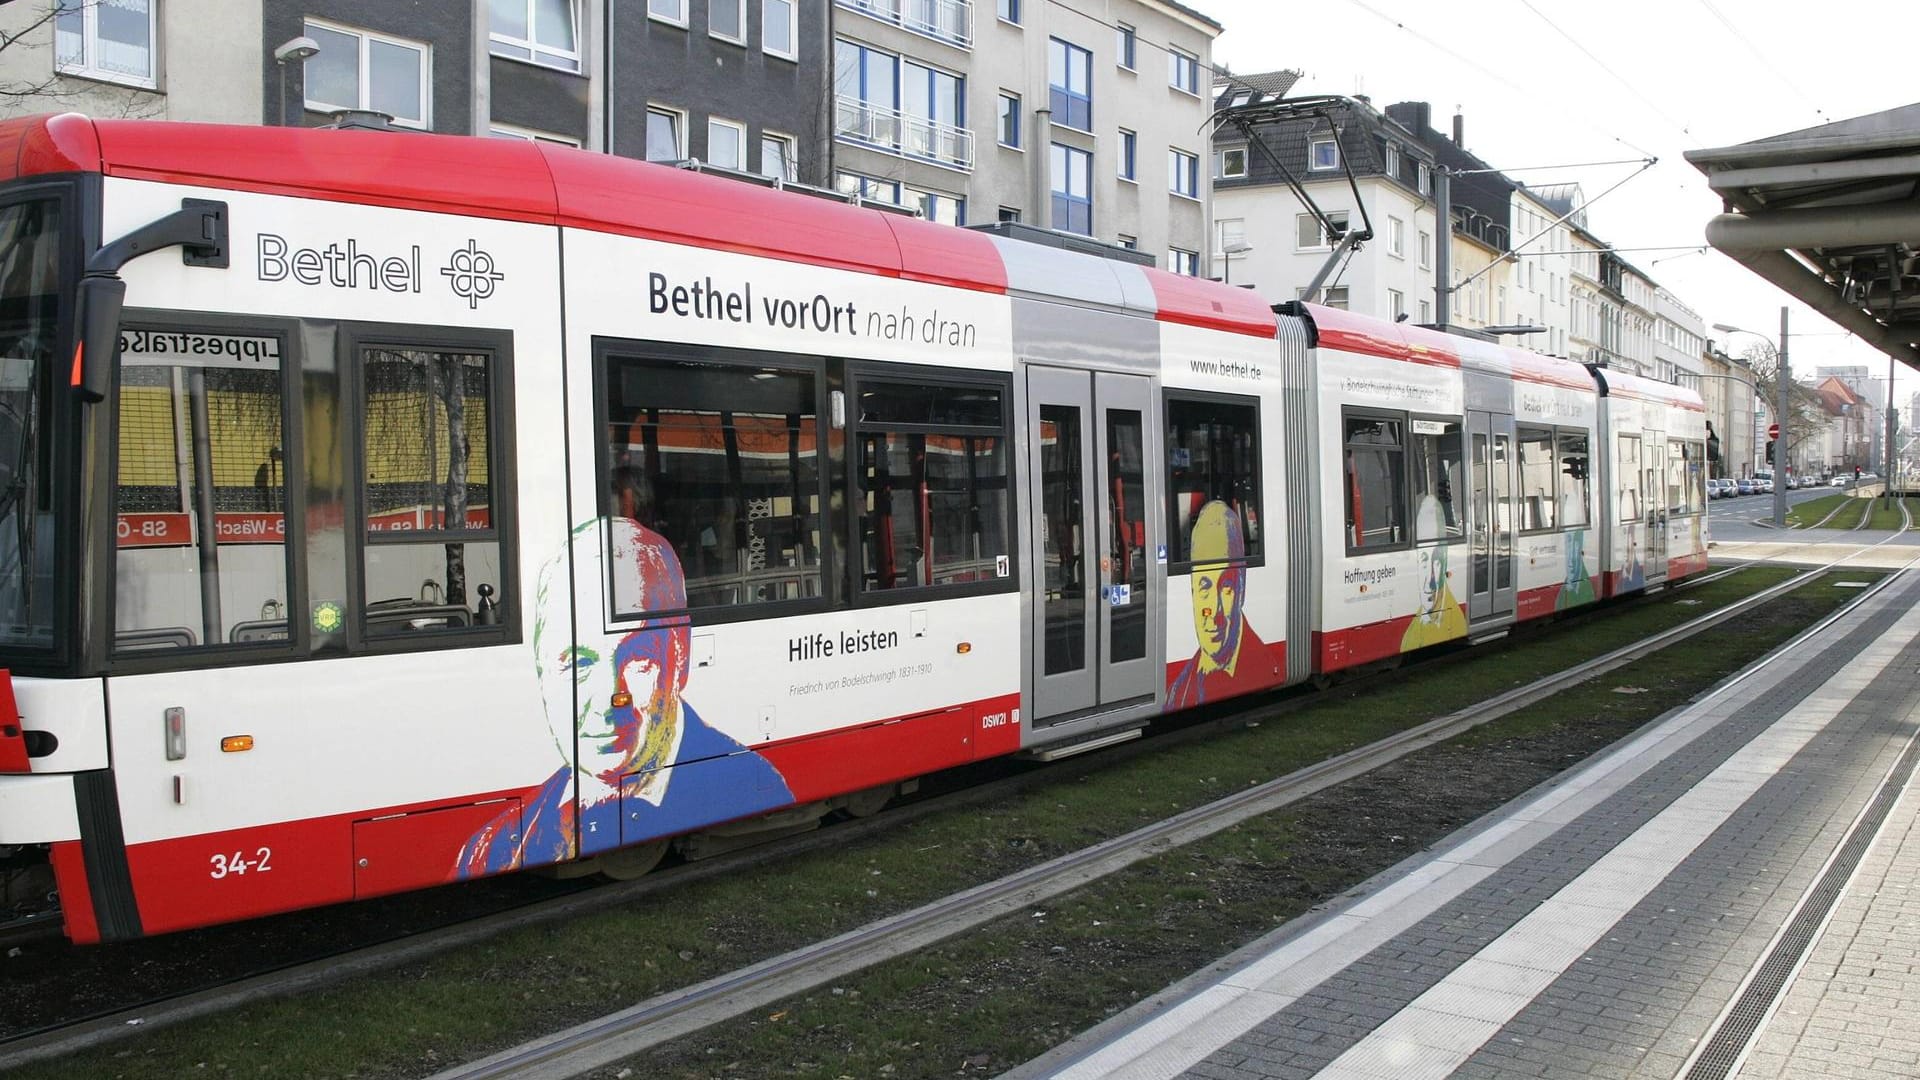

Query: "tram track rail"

xmin=422 ymin=558 xmax=1900 ymax=1080
xmin=0 ymin=549 xmax=1902 ymax=1076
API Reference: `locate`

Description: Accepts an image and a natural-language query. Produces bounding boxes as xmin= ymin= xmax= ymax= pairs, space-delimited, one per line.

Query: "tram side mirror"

xmin=73 ymin=273 xmax=127 ymax=405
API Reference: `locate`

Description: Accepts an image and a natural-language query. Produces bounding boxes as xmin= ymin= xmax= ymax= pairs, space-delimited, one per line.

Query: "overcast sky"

xmin=1202 ymin=0 xmax=1920 ymax=405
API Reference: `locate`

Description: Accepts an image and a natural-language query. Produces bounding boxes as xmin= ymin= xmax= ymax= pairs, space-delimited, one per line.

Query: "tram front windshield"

xmin=0 ymin=197 xmax=63 ymax=650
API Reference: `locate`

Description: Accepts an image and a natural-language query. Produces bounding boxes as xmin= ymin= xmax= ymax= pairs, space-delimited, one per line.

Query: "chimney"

xmin=1452 ymin=110 xmax=1464 ymax=147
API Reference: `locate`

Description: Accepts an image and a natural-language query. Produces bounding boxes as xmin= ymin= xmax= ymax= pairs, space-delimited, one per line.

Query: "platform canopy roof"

xmin=1686 ymin=104 xmax=1920 ymax=368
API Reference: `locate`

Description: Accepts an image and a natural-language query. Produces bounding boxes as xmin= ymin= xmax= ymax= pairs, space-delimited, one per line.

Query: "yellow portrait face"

xmin=1188 ymin=502 xmax=1244 ymax=670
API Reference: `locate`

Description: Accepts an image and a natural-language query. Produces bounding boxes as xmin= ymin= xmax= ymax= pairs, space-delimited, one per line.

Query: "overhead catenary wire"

xmin=1511 ymin=0 xmax=1697 ymax=142
xmin=1337 ymin=0 xmax=1659 ymax=159
xmin=1692 ymin=0 xmax=1830 ymax=126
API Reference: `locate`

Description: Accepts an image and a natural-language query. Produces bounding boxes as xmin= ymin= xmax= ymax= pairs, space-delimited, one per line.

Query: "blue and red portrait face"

xmin=536 ymin=517 xmax=695 ymax=785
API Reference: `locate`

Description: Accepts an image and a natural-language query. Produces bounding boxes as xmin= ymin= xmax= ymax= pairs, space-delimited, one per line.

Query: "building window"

xmin=645 ymin=106 xmax=684 ymax=161
xmin=304 ymin=20 xmax=431 ymax=129
xmin=1309 ymin=137 xmax=1339 ymax=171
xmin=489 ymin=0 xmax=580 ymax=72
xmin=1300 ymin=285 xmax=1350 ymax=310
xmin=1383 ymin=140 xmax=1400 ymax=179
xmin=851 ymin=373 xmax=1013 ymax=594
xmin=1418 ymin=162 xmax=1432 ymax=195
xmin=1170 ymin=148 xmax=1199 ymax=199
xmin=1344 ymin=413 xmax=1406 ymax=552
xmin=1051 ymin=143 xmax=1092 ymax=235
xmin=1115 ymin=129 xmax=1137 ymax=181
xmin=1169 ymin=248 xmax=1199 ymax=276
xmin=648 ymin=0 xmax=688 ymax=25
xmin=56 ymin=0 xmax=157 ymax=88
xmin=1388 ymin=288 xmax=1405 ymax=321
xmin=1048 ymin=38 xmax=1092 ymax=132
xmin=999 ymin=206 xmax=1021 ymax=223
xmin=1218 ymin=146 xmax=1246 ymax=179
xmin=1388 ymin=216 xmax=1404 ymax=257
xmin=1296 ymin=211 xmax=1348 ymax=250
xmin=839 ymin=171 xmax=903 ymax=205
xmin=1116 ymin=23 xmax=1136 ymax=69
xmin=710 ymin=0 xmax=746 ymax=43
xmin=1419 ymin=300 xmax=1431 ymax=323
xmin=998 ymin=0 xmax=1019 ymax=24
xmin=1168 ymin=47 xmax=1199 ymax=95
xmin=763 ymin=0 xmax=797 ymax=58
xmin=707 ymin=117 xmax=746 ymax=170
xmin=601 ymin=350 xmax=822 ymax=615
xmin=1164 ymin=394 xmax=1262 ymax=566
xmin=907 ymin=186 xmax=966 ymax=226
xmin=835 ymin=40 xmax=970 ymax=169
xmin=1419 ymin=230 xmax=1431 ymax=268
xmin=998 ymin=93 xmax=1021 ymax=148
xmin=489 ymin=124 xmax=580 ymax=146
xmin=760 ymin=132 xmax=796 ymax=181
xmin=1117 ymin=233 xmax=1137 ymax=250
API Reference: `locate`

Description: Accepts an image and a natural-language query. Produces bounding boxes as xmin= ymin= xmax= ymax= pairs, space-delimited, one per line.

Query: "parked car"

xmin=1831 ymin=475 xmax=1851 ymax=487
xmin=1714 ymin=478 xmax=1736 ymax=499
xmin=1737 ymin=478 xmax=1757 ymax=495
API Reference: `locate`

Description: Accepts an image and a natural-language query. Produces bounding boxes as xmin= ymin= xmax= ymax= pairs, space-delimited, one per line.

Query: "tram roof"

xmin=1300 ymin=302 xmax=1595 ymax=391
xmin=0 ymin=113 xmax=1278 ymax=340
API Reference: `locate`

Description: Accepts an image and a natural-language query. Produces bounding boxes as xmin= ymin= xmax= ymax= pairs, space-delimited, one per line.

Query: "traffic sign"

xmin=1768 ymin=423 xmax=1780 ymax=440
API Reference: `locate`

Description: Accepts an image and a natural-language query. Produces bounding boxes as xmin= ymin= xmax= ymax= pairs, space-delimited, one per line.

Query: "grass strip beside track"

xmin=1863 ymin=495 xmax=1920 ymax=532
xmin=28 ymin=567 xmax=1835 ymax=1080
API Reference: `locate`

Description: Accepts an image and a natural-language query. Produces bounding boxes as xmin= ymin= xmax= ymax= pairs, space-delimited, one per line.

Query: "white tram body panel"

xmin=1594 ymin=368 xmax=1711 ymax=597
xmin=85 ymin=176 xmax=569 ymax=932
xmin=1311 ymin=326 xmax=1467 ymax=673
xmin=0 ymin=116 xmax=1706 ymax=943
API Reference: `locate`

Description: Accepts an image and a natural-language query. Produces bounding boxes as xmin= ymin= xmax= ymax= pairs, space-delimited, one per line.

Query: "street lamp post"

xmin=1712 ymin=307 xmax=1789 ymax=528
xmin=274 ymin=37 xmax=320 ymax=127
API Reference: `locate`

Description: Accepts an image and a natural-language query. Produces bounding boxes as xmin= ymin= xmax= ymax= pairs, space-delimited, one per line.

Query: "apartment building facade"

xmin=830 ymin=0 xmax=1220 ymax=267
xmin=1211 ymin=90 xmax=1443 ymax=317
xmin=5 ymin=0 xmax=1221 ymax=264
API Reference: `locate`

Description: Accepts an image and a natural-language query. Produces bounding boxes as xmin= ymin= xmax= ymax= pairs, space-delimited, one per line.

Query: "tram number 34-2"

xmin=209 ymin=848 xmax=274 ymax=879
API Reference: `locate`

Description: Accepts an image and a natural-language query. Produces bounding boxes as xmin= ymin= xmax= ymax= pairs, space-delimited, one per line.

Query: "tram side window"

xmin=360 ymin=347 xmax=505 ymax=640
xmin=1343 ymin=414 xmax=1405 ymax=552
xmin=1516 ymin=425 xmax=1557 ymax=532
xmin=1617 ymin=434 xmax=1641 ymax=522
xmin=1558 ymin=429 xmax=1591 ymax=528
xmin=602 ymin=353 xmax=822 ymax=616
xmin=1691 ymin=440 xmax=1707 ymax=512
xmin=1165 ymin=395 xmax=1261 ymax=564
xmin=113 ymin=332 xmax=291 ymax=652
xmin=1667 ymin=439 xmax=1688 ymax=516
xmin=852 ymin=376 xmax=1012 ymax=593
xmin=1409 ymin=418 xmax=1463 ymax=542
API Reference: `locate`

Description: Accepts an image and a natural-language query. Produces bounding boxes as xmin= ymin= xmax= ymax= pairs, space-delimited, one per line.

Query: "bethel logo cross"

xmin=441 ymin=240 xmax=504 ymax=309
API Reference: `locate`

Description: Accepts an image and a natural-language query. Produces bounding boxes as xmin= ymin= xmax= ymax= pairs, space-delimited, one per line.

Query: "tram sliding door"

xmin=1467 ymin=409 xmax=1516 ymax=620
xmin=1027 ymin=367 xmax=1160 ymax=724
xmin=1643 ymin=433 xmax=1669 ymax=584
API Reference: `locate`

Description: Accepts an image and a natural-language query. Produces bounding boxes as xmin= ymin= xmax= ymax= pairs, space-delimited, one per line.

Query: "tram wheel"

xmin=1309 ymin=672 xmax=1337 ymax=692
xmin=596 ymin=839 xmax=670 ymax=881
xmin=841 ymin=784 xmax=894 ymax=818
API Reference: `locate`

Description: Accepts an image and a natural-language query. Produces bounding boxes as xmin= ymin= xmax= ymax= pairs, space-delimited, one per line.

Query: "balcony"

xmin=836 ymin=0 xmax=973 ymax=49
xmin=835 ymin=95 xmax=975 ymax=172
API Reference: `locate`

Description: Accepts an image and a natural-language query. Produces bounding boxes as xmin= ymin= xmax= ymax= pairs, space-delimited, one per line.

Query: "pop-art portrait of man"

xmin=1167 ymin=500 xmax=1277 ymax=709
xmin=1556 ymin=529 xmax=1598 ymax=610
xmin=1400 ymin=542 xmax=1468 ymax=649
xmin=454 ymin=517 xmax=791 ymax=878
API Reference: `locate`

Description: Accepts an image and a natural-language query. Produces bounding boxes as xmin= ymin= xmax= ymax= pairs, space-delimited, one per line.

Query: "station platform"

xmin=1004 ymin=564 xmax=1920 ymax=1080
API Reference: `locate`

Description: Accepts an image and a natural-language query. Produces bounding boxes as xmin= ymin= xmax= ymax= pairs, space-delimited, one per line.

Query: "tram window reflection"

xmin=1165 ymin=395 xmax=1261 ymax=565
xmin=602 ymin=353 xmax=823 ymax=615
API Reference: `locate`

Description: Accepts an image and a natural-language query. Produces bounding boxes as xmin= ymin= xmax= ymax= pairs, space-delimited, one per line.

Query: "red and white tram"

xmin=0 ymin=115 xmax=1706 ymax=942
